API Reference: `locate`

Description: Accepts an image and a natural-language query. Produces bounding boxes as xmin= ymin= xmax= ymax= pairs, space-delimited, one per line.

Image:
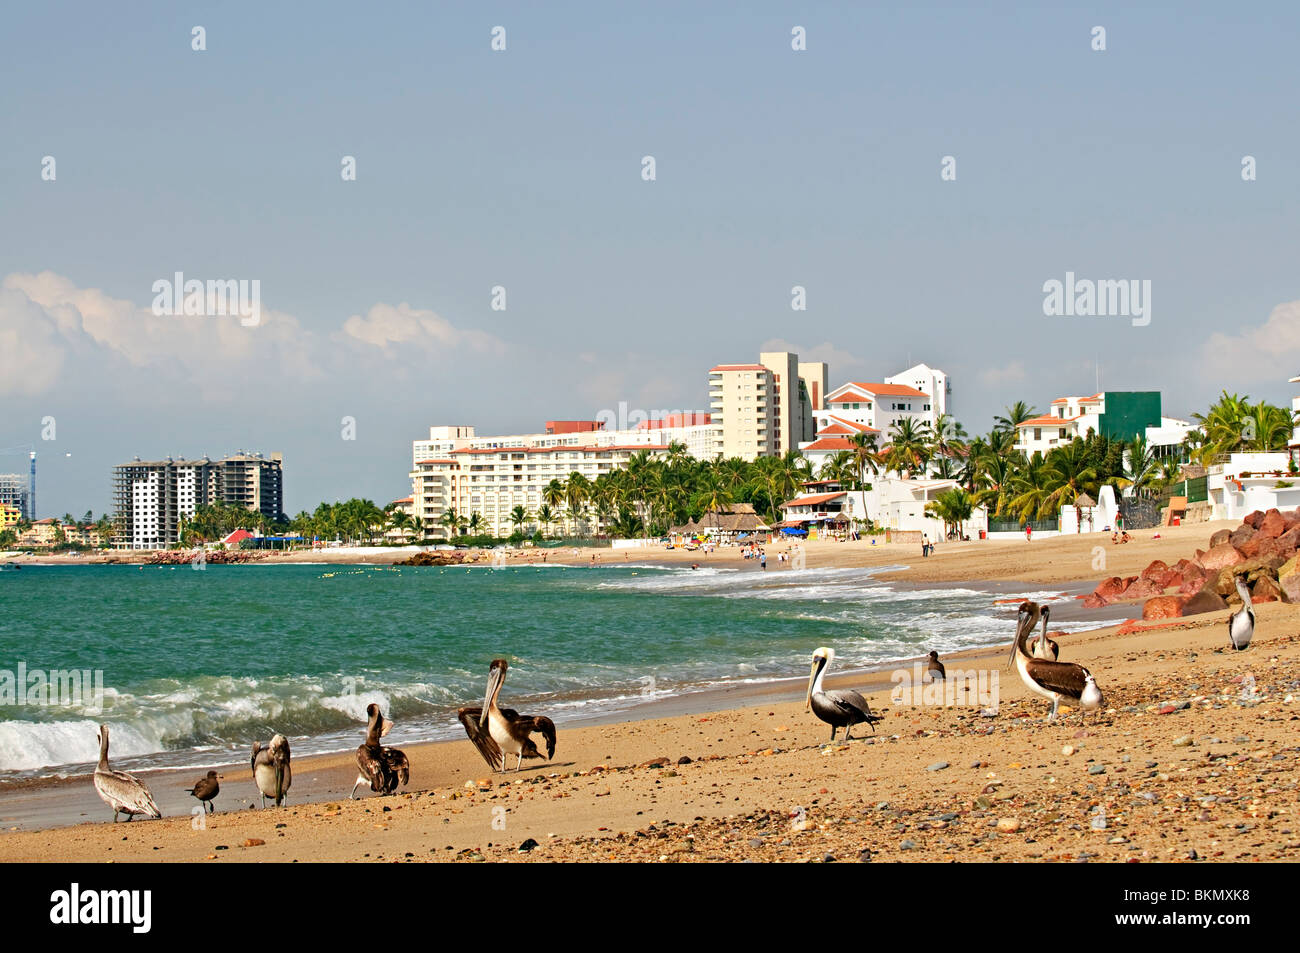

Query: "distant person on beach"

xmin=1025 ymin=524 xmax=1032 ymax=543
xmin=760 ymin=552 xmax=767 ymax=570
xmin=921 ymin=536 xmax=928 ymax=558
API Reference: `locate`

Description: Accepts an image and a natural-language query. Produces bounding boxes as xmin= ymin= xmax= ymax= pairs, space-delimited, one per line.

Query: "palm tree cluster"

xmin=1185 ymin=391 xmax=1293 ymax=464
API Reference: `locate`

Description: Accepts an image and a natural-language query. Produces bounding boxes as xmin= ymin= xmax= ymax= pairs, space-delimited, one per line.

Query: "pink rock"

xmin=1142 ymin=596 xmax=1184 ymax=620
xmin=1199 ymin=543 xmax=1245 ymax=571
xmin=1257 ymin=509 xmax=1287 ymax=539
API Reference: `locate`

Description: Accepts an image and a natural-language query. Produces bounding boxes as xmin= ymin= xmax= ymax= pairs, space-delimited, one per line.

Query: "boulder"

xmin=1274 ymin=525 xmax=1300 ymax=559
xmin=1200 ymin=543 xmax=1244 ymax=571
xmin=1156 ymin=569 xmax=1183 ymax=589
xmin=1208 ymin=529 xmax=1232 ymax=548
xmin=1243 ymin=510 xmax=1265 ymax=529
xmin=1081 ymin=593 xmax=1107 ymax=609
xmin=1140 ymin=559 xmax=1170 ymax=582
xmin=1178 ymin=568 xmax=1208 ymax=595
xmin=1142 ymin=595 xmax=1184 ymax=620
xmin=1181 ymin=589 xmax=1228 ymax=616
xmin=1229 ymin=525 xmax=1255 ymax=549
xmin=1124 ymin=578 xmax=1166 ymax=601
xmin=1251 ymin=574 xmax=1283 ymax=603
xmin=1093 ymin=576 xmax=1127 ymax=601
xmin=1257 ymin=509 xmax=1287 ymax=539
xmin=1281 ymin=574 xmax=1300 ymax=604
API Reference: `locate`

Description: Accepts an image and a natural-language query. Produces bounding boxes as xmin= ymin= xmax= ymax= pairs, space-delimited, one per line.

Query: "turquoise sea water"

xmin=0 ymin=563 xmax=1082 ymax=778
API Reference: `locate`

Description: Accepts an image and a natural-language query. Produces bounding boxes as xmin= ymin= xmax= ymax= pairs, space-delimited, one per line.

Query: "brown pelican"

xmin=1228 ymin=576 xmax=1254 ymax=651
xmin=1028 ymin=604 xmax=1060 ymax=660
xmin=186 ymin=770 xmax=221 ymax=814
xmin=926 ymin=650 xmax=946 ymax=681
xmin=805 ymin=647 xmax=881 ymax=740
xmin=458 ymin=658 xmax=557 ymax=772
xmin=351 ymin=703 xmax=410 ymax=799
xmin=251 ymin=734 xmax=292 ymax=807
xmin=92 ymin=725 xmax=162 ymax=822
xmin=1008 ymin=602 xmax=1104 ymax=722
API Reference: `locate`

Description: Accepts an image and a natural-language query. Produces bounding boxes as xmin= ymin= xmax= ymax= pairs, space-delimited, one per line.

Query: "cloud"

xmin=758 ymin=338 xmax=865 ymax=371
xmin=978 ymin=360 xmax=1028 ymax=389
xmin=0 ymin=272 xmax=504 ymax=399
xmin=338 ymin=302 xmax=504 ymax=355
xmin=1201 ymin=300 xmax=1300 ymax=384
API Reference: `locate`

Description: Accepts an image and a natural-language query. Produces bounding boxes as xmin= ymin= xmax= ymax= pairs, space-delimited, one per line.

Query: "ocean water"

xmin=0 ymin=563 xmax=1083 ymax=779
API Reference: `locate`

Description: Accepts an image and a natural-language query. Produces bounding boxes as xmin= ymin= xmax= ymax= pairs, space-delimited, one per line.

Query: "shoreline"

xmin=3 ymin=598 xmax=1297 ymax=861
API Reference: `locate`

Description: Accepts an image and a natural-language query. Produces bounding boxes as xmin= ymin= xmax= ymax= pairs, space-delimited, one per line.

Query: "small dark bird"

xmin=927 ymin=651 xmax=946 ymax=681
xmin=186 ymin=770 xmax=221 ymax=813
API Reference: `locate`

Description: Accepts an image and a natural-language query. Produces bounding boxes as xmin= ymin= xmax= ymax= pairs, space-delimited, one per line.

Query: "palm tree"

xmin=848 ymin=432 xmax=881 ymax=490
xmin=994 ymin=401 xmax=1038 ymax=434
xmin=885 ymin=418 xmax=933 ymax=477
xmin=509 ymin=504 xmax=531 ymax=536
xmin=563 ymin=472 xmax=592 ymax=536
xmin=693 ymin=476 xmax=734 ymax=538
xmin=926 ymin=487 xmax=974 ymax=540
xmin=439 ymin=508 xmax=465 ymax=540
xmin=536 ymin=504 xmax=556 ymax=538
xmin=467 ymin=511 xmax=484 ymax=537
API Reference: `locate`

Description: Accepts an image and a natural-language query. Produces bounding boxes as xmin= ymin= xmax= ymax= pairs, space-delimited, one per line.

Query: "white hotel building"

xmin=409 ymin=416 xmax=716 ymax=539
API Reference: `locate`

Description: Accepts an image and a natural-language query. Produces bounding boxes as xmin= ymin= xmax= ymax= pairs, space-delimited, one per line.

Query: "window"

xmin=1034 ymin=428 xmax=1042 ymax=441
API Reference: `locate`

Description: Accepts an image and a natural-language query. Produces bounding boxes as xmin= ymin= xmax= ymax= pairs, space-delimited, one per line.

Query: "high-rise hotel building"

xmin=111 ymin=451 xmax=285 ymax=548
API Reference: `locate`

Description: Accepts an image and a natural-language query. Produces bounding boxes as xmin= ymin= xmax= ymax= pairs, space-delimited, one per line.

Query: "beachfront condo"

xmin=110 ymin=451 xmax=285 ymax=549
xmin=709 ymin=350 xmax=824 ymax=461
xmin=408 ymin=418 xmax=717 ymax=540
xmin=1013 ymin=392 xmax=1192 ymax=459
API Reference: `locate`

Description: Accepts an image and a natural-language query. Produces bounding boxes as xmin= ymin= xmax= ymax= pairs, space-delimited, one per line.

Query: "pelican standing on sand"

xmin=93 ymin=725 xmax=162 ymax=822
xmin=1228 ymin=576 xmax=1255 ymax=651
xmin=1008 ymin=602 xmax=1104 ymax=722
xmin=251 ymin=734 xmax=292 ymax=807
xmin=458 ymin=658 xmax=557 ymax=772
xmin=1028 ymin=604 xmax=1060 ymax=661
xmin=805 ymin=647 xmax=881 ymax=740
xmin=186 ymin=770 xmax=221 ymax=814
xmin=351 ymin=703 xmax=410 ymax=798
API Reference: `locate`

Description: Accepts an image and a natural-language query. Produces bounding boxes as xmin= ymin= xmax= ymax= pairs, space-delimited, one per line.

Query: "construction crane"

xmin=0 ymin=445 xmax=36 ymax=520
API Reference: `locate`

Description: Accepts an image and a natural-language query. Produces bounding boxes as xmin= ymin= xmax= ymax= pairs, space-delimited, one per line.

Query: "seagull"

xmin=1228 ymin=575 xmax=1255 ymax=651
xmin=927 ymin=651 xmax=946 ymax=681
xmin=806 ymin=647 xmax=881 ymax=740
xmin=186 ymin=770 xmax=221 ymax=814
xmin=92 ymin=725 xmax=162 ymax=822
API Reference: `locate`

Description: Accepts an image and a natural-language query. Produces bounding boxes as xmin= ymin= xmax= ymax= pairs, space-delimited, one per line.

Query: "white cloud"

xmin=758 ymin=338 xmax=864 ymax=370
xmin=1201 ymin=300 xmax=1300 ymax=383
xmin=978 ymin=360 xmax=1028 ymax=389
xmin=339 ymin=302 xmax=504 ymax=355
xmin=0 ymin=272 xmax=504 ymax=399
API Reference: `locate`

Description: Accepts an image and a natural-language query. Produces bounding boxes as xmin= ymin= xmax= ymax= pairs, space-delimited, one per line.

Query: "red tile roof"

xmin=801 ymin=437 xmax=856 ymax=452
xmin=827 ymin=390 xmax=874 ymax=404
xmin=781 ymin=492 xmax=847 ymax=507
xmin=835 ymin=382 xmax=928 ymax=398
xmin=1018 ymin=414 xmax=1083 ymax=427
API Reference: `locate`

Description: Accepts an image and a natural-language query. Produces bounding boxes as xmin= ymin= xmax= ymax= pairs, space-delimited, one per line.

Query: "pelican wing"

xmin=824 ymin=690 xmax=881 ymax=726
xmin=357 ymin=745 xmax=386 ymax=791
xmin=457 ymin=707 xmax=504 ymax=770
xmin=95 ymin=769 xmax=162 ymax=817
xmin=1025 ymin=659 xmax=1090 ymax=697
xmin=382 ymin=747 xmax=410 ymax=787
xmin=501 ymin=710 xmax=557 ymax=759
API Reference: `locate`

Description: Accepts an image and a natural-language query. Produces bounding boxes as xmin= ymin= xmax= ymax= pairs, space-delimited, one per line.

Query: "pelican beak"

xmin=274 ymin=763 xmax=285 ymax=802
xmin=805 ymin=660 xmax=818 ymax=710
xmin=381 ymin=719 xmax=394 ymax=738
xmin=480 ymin=667 xmax=501 ymax=727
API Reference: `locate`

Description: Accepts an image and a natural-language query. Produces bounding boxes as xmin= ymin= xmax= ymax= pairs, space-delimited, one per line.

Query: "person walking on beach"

xmin=760 ymin=551 xmax=767 ymax=570
xmin=921 ymin=535 xmax=929 ymax=558
xmin=1025 ymin=523 xmax=1032 ymax=543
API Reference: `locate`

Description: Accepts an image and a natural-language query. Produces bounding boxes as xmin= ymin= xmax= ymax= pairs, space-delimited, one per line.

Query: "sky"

xmin=2 ymin=1 xmax=1297 ymax=517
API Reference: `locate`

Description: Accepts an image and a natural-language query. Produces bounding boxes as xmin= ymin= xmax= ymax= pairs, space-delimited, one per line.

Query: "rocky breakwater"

xmin=396 ymin=549 xmax=492 ymax=567
xmin=1080 ymin=508 xmax=1300 ymax=620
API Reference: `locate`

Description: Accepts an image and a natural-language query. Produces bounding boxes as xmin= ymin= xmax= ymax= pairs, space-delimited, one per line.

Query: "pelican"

xmin=1228 ymin=576 xmax=1255 ymax=651
xmin=458 ymin=658 xmax=557 ymax=772
xmin=926 ymin=651 xmax=946 ymax=682
xmin=1028 ymin=604 xmax=1060 ymax=661
xmin=186 ymin=770 xmax=221 ymax=814
xmin=1008 ymin=602 xmax=1104 ymax=722
xmin=92 ymin=725 xmax=162 ymax=822
xmin=805 ymin=647 xmax=881 ymax=740
xmin=251 ymin=734 xmax=292 ymax=807
xmin=351 ymin=703 xmax=410 ymax=798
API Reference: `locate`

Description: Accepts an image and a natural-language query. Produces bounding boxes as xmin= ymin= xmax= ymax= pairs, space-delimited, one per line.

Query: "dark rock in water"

xmin=517 ymin=838 xmax=539 ymax=852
